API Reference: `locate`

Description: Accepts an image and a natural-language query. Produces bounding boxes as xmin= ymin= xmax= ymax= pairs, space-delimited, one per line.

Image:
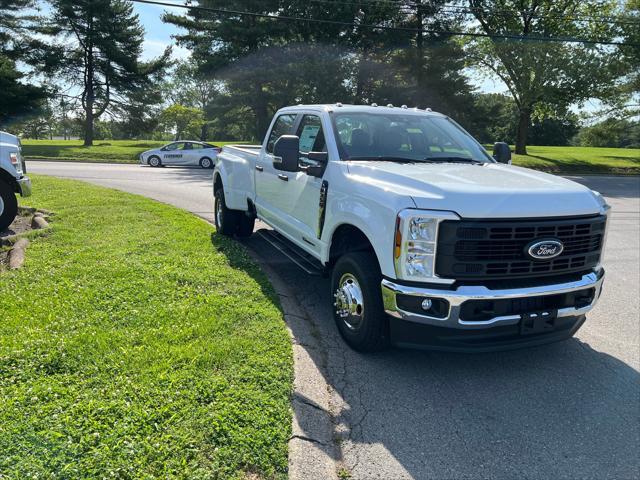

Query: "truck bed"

xmin=222 ymin=144 xmax=261 ymax=156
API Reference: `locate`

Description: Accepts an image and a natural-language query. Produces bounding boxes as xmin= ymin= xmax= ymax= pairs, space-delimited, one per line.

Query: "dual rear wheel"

xmin=214 ymin=188 xmax=255 ymax=237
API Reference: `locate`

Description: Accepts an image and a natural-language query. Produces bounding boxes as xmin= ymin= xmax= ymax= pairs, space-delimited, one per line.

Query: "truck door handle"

xmin=277 ymin=174 xmax=289 ymax=181
xmin=255 ymin=165 xmax=264 ymax=172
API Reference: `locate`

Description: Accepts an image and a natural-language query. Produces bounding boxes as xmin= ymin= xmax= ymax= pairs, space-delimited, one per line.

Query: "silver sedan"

xmin=139 ymin=141 xmax=221 ymax=168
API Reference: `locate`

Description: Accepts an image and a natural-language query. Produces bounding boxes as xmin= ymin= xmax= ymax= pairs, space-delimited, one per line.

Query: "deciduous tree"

xmin=52 ymin=0 xmax=169 ymax=145
xmin=465 ymin=0 xmax=623 ymax=154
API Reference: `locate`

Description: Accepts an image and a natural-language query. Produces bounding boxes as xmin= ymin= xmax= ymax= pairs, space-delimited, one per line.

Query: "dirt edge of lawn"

xmin=0 ymin=176 xmax=293 ymax=479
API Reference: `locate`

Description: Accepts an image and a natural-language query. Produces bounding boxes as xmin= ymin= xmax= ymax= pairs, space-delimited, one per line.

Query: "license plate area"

xmin=520 ymin=310 xmax=558 ymax=335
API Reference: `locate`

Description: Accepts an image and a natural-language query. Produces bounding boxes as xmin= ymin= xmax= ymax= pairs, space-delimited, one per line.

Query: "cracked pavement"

xmin=30 ymin=162 xmax=640 ymax=479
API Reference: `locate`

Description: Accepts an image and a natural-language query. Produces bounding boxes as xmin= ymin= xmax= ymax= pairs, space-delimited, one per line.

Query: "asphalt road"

xmin=30 ymin=161 xmax=640 ymax=479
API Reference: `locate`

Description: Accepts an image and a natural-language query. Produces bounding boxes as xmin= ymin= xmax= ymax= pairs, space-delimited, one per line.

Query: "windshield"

xmin=333 ymin=112 xmax=493 ymax=163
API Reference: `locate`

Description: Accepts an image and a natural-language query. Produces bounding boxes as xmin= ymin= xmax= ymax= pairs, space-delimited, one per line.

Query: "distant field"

xmin=21 ymin=139 xmax=245 ymax=164
xmin=22 ymin=140 xmax=640 ymax=174
xmin=512 ymin=146 xmax=639 ymax=175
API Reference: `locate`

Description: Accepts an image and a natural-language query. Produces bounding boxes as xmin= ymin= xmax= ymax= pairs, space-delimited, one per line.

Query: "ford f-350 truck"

xmin=0 ymin=131 xmax=31 ymax=231
xmin=213 ymin=104 xmax=609 ymax=352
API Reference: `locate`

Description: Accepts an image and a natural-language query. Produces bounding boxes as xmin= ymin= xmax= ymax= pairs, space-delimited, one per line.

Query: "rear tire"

xmin=0 ymin=179 xmax=18 ymax=232
xmin=199 ymin=157 xmax=213 ymax=169
xmin=148 ymin=156 xmax=161 ymax=167
xmin=331 ymin=251 xmax=389 ymax=352
xmin=236 ymin=214 xmax=255 ymax=238
xmin=214 ymin=187 xmax=240 ymax=236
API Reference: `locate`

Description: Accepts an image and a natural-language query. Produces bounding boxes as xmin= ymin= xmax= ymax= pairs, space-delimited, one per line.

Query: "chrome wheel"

xmin=201 ymin=158 xmax=212 ymax=169
xmin=334 ymin=273 xmax=365 ymax=331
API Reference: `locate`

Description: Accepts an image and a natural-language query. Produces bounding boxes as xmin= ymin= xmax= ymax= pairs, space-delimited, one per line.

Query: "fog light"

xmin=421 ymin=298 xmax=433 ymax=311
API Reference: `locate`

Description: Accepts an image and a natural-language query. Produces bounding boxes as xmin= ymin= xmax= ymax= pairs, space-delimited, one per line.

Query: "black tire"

xmin=0 ymin=179 xmax=18 ymax=232
xmin=236 ymin=213 xmax=255 ymax=238
xmin=148 ymin=155 xmax=161 ymax=167
xmin=214 ymin=187 xmax=240 ymax=236
xmin=331 ymin=251 xmax=389 ymax=352
xmin=199 ymin=157 xmax=213 ymax=169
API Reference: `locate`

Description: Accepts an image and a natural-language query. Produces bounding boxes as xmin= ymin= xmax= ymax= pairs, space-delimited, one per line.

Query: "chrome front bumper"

xmin=18 ymin=176 xmax=32 ymax=197
xmin=382 ymin=270 xmax=604 ymax=330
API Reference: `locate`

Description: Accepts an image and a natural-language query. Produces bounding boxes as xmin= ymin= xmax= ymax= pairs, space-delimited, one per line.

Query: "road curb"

xmin=242 ymin=243 xmax=339 ymax=480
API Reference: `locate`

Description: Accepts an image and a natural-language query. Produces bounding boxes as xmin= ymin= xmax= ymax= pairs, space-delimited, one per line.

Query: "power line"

xmin=303 ymin=0 xmax=640 ymax=26
xmin=131 ymin=0 xmax=640 ymax=47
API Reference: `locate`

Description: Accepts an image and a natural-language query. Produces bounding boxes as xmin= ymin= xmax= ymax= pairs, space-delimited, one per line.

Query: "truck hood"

xmin=346 ymin=161 xmax=603 ymax=218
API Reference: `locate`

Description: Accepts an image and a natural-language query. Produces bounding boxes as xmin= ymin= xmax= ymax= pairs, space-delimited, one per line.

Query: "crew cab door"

xmin=283 ymin=114 xmax=326 ymax=251
xmin=254 ymin=113 xmax=298 ymax=232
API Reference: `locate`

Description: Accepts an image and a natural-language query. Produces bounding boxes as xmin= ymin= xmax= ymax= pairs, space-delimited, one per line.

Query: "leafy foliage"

xmin=159 ymin=104 xmax=206 ymax=141
xmin=164 ymin=0 xmax=475 ymax=140
xmin=465 ymin=0 xmax=625 ymax=153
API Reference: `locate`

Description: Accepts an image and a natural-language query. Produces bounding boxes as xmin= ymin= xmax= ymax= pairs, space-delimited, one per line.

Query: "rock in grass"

xmin=8 ymin=238 xmax=29 ymax=269
xmin=31 ymin=215 xmax=49 ymax=230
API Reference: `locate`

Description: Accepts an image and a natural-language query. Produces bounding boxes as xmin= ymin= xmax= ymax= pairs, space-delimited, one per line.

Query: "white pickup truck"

xmin=0 ymin=131 xmax=31 ymax=231
xmin=213 ymin=104 xmax=609 ymax=352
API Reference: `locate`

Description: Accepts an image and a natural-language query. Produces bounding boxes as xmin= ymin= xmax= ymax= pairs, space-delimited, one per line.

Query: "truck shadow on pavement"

xmin=211 ymin=229 xmax=640 ymax=479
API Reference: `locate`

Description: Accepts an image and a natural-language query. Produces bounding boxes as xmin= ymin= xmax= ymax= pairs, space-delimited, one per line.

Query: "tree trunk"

xmin=414 ymin=0 xmax=427 ymax=108
xmin=200 ymin=122 xmax=208 ymax=141
xmin=515 ymin=108 xmax=531 ymax=155
xmin=83 ymin=40 xmax=94 ymax=146
xmin=253 ymin=82 xmax=269 ymax=141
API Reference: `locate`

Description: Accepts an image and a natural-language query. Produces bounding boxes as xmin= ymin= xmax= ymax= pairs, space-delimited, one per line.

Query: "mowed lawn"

xmin=22 ymin=140 xmax=640 ymax=174
xmin=513 ymin=146 xmax=640 ymax=175
xmin=21 ymin=140 xmax=245 ymax=163
xmin=0 ymin=176 xmax=292 ymax=478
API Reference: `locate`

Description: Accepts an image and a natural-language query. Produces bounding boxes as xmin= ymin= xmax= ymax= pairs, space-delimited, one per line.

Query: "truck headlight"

xmin=394 ymin=210 xmax=459 ymax=283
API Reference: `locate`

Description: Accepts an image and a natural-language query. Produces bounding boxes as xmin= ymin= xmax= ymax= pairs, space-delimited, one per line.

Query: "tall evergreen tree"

xmin=52 ymin=0 xmax=169 ymax=145
xmin=164 ymin=1 xmax=476 ymax=140
xmin=0 ymin=0 xmax=57 ymax=125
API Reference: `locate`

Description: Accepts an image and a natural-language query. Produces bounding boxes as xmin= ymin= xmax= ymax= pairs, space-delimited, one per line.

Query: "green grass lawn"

xmin=0 ymin=176 xmax=292 ymax=478
xmin=23 ymin=140 xmax=640 ymax=174
xmin=21 ymin=140 xmax=246 ymax=164
xmin=512 ymin=146 xmax=640 ymax=175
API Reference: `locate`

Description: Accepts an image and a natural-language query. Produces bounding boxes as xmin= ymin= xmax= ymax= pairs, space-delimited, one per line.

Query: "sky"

xmin=133 ymin=3 xmax=191 ymax=62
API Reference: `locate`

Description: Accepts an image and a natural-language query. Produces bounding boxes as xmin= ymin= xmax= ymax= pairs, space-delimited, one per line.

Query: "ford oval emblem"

xmin=526 ymin=239 xmax=564 ymax=261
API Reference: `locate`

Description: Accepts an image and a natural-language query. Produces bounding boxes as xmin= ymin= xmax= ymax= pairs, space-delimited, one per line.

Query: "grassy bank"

xmin=21 ymin=140 xmax=245 ymax=164
xmin=23 ymin=140 xmax=640 ymax=174
xmin=0 ymin=176 xmax=292 ymax=478
xmin=512 ymin=146 xmax=640 ymax=175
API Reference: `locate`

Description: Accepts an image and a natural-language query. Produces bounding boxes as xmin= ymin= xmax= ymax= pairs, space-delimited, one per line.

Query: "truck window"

xmin=266 ymin=114 xmax=297 ymax=153
xmin=296 ymin=115 xmax=326 ymax=153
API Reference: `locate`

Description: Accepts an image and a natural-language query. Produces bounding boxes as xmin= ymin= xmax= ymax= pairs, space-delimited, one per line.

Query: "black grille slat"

xmin=437 ymin=216 xmax=606 ymax=280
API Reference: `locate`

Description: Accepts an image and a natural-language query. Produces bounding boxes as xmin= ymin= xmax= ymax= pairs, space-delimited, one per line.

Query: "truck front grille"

xmin=436 ymin=215 xmax=606 ymax=280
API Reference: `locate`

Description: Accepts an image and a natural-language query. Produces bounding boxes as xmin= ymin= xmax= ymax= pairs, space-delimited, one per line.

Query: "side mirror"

xmin=304 ymin=152 xmax=329 ymax=178
xmin=273 ymin=135 xmax=300 ymax=172
xmin=493 ymin=142 xmax=512 ymax=164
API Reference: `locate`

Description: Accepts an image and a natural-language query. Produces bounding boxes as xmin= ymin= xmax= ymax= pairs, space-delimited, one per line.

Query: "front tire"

xmin=148 ymin=156 xmax=161 ymax=167
xmin=331 ymin=251 xmax=389 ymax=352
xmin=0 ymin=179 xmax=18 ymax=232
